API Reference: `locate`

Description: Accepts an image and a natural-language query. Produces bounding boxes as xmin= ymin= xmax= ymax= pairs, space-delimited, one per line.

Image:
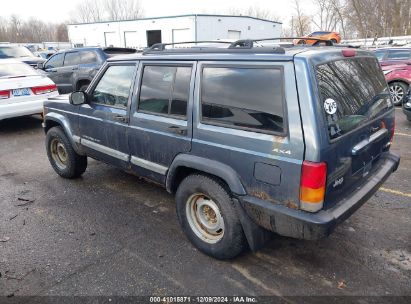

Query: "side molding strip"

xmin=131 ymin=156 xmax=168 ymax=175
xmin=81 ymin=138 xmax=129 ymax=162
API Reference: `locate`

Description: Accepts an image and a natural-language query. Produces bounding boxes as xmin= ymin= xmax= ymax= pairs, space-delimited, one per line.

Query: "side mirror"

xmin=69 ymin=91 xmax=87 ymax=105
xmin=37 ymin=62 xmax=44 ymax=70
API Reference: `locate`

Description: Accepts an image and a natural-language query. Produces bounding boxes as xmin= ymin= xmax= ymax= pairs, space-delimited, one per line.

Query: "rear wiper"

xmin=357 ymin=92 xmax=390 ymax=116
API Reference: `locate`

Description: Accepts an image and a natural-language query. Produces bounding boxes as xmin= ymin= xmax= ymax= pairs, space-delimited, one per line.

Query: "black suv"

xmin=38 ymin=47 xmax=137 ymax=94
xmin=43 ymin=40 xmax=400 ymax=259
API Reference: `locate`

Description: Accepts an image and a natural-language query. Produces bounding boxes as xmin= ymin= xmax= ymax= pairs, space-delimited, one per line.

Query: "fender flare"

xmin=166 ymin=154 xmax=246 ymax=195
xmin=43 ymin=112 xmax=84 ymax=155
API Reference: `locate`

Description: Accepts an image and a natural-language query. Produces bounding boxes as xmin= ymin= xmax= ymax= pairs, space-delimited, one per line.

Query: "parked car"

xmin=0 ymin=59 xmax=58 ymax=121
xmin=403 ymin=89 xmax=411 ymax=121
xmin=42 ymin=41 xmax=399 ymax=259
xmin=0 ymin=45 xmax=45 ymax=68
xmin=293 ymin=31 xmax=341 ymax=45
xmin=37 ymin=47 xmax=137 ymax=94
xmin=381 ymin=64 xmax=411 ymax=105
xmin=374 ymin=48 xmax=411 ymax=66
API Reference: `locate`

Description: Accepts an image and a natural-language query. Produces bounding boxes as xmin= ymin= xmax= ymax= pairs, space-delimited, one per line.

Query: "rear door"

xmin=314 ymin=56 xmax=394 ymax=208
xmin=127 ymin=61 xmax=195 ymax=183
xmin=78 ymin=62 xmax=137 ymax=169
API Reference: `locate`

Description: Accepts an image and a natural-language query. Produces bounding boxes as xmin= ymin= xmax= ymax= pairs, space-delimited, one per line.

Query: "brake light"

xmin=0 ymin=90 xmax=10 ymax=99
xmin=342 ymin=49 xmax=356 ymax=57
xmin=31 ymin=84 xmax=57 ymax=95
xmin=300 ymin=161 xmax=327 ymax=212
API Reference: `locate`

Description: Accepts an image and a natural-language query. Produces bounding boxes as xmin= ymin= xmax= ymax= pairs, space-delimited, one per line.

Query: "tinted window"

xmin=201 ymin=67 xmax=284 ymax=134
xmin=311 ymin=31 xmax=331 ymax=36
xmin=316 ymin=57 xmax=392 ymax=140
xmin=387 ymin=50 xmax=411 ymax=60
xmin=64 ymin=52 xmax=80 ymax=66
xmin=91 ymin=65 xmax=135 ymax=108
xmin=139 ymin=66 xmax=191 ymax=117
xmin=45 ymin=53 xmax=64 ymax=69
xmin=374 ymin=51 xmax=386 ymax=61
xmin=80 ymin=51 xmax=98 ymax=64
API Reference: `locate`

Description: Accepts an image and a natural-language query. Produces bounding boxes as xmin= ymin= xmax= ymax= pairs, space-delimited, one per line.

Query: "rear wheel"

xmin=331 ymin=39 xmax=337 ymax=44
xmin=175 ymin=174 xmax=247 ymax=259
xmin=389 ymin=82 xmax=408 ymax=106
xmin=46 ymin=126 xmax=87 ymax=178
xmin=79 ymin=84 xmax=89 ymax=92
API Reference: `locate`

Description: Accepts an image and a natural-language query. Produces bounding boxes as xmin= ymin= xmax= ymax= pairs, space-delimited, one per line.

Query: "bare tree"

xmin=103 ymin=0 xmax=144 ymax=21
xmin=228 ymin=6 xmax=282 ymax=23
xmin=292 ymin=0 xmax=311 ymax=36
xmin=71 ymin=0 xmax=105 ymax=23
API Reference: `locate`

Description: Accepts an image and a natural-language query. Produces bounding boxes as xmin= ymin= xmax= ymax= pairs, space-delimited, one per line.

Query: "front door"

xmin=78 ymin=62 xmax=137 ymax=169
xmin=128 ymin=62 xmax=195 ymax=183
xmin=44 ymin=52 xmax=64 ymax=91
xmin=59 ymin=51 xmax=80 ymax=93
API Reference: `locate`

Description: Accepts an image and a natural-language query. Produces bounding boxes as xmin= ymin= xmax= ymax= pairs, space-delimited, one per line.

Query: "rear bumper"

xmin=240 ymin=152 xmax=400 ymax=240
xmin=0 ymin=94 xmax=57 ymax=120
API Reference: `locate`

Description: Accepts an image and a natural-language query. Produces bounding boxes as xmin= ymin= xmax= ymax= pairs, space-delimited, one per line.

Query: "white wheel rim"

xmin=186 ymin=193 xmax=225 ymax=244
xmin=50 ymin=138 xmax=68 ymax=170
xmin=390 ymin=85 xmax=404 ymax=104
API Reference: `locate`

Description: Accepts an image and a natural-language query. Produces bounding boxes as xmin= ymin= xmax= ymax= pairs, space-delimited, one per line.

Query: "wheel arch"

xmin=43 ymin=113 xmax=84 ymax=155
xmin=166 ymin=154 xmax=246 ymax=196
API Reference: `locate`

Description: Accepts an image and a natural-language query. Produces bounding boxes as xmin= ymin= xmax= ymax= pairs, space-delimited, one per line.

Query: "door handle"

xmin=168 ymin=125 xmax=187 ymax=135
xmin=113 ymin=115 xmax=128 ymax=123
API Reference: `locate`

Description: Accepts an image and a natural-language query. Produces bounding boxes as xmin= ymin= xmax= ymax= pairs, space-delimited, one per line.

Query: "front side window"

xmin=138 ymin=65 xmax=192 ymax=118
xmin=45 ymin=53 xmax=64 ymax=69
xmin=201 ymin=66 xmax=285 ymax=134
xmin=64 ymin=52 xmax=80 ymax=66
xmin=91 ymin=65 xmax=135 ymax=108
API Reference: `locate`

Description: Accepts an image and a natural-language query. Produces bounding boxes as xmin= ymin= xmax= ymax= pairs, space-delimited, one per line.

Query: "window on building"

xmin=138 ymin=65 xmax=192 ymax=118
xmin=201 ymin=66 xmax=285 ymax=134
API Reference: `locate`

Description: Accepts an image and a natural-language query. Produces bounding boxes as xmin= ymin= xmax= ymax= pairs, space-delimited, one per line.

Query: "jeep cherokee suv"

xmin=43 ymin=40 xmax=400 ymax=259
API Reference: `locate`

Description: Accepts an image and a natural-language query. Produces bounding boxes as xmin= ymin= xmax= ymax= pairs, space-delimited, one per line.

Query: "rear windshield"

xmin=0 ymin=63 xmax=38 ymax=77
xmin=316 ymin=57 xmax=392 ymax=140
xmin=0 ymin=46 xmax=35 ymax=59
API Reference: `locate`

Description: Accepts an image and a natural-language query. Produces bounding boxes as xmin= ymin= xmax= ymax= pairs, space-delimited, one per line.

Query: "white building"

xmin=67 ymin=14 xmax=282 ymax=49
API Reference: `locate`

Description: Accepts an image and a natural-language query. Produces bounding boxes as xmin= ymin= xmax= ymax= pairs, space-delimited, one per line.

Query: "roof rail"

xmin=142 ymin=37 xmax=348 ymax=55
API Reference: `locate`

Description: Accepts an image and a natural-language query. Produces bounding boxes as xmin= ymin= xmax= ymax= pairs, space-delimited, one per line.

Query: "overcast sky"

xmin=1 ymin=0 xmax=315 ymax=26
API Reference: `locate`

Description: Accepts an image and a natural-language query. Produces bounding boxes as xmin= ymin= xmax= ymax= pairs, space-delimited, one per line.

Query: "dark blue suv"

xmin=38 ymin=47 xmax=137 ymax=94
xmin=42 ymin=40 xmax=400 ymax=259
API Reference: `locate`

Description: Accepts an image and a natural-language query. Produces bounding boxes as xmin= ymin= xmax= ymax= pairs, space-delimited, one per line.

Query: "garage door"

xmin=227 ymin=30 xmax=241 ymax=40
xmin=104 ymin=32 xmax=119 ymax=47
xmin=172 ymin=29 xmax=191 ymax=44
xmin=124 ymin=31 xmax=138 ymax=48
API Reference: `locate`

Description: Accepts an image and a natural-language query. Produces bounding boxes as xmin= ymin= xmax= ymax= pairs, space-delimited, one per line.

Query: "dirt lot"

xmin=0 ymin=108 xmax=410 ymax=299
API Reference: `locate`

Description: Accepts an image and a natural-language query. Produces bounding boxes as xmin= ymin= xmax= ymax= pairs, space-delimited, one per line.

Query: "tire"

xmin=331 ymin=39 xmax=337 ymax=44
xmin=175 ymin=174 xmax=247 ymax=259
xmin=46 ymin=126 xmax=87 ymax=178
xmin=389 ymin=82 xmax=408 ymax=106
xmin=79 ymin=84 xmax=89 ymax=92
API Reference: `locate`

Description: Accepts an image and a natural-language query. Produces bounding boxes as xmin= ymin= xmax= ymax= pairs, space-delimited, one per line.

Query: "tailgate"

xmin=315 ymin=56 xmax=395 ymax=209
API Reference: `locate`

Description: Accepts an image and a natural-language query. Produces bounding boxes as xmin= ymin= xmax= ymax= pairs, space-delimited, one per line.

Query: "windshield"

xmin=316 ymin=57 xmax=392 ymax=140
xmin=0 ymin=63 xmax=38 ymax=77
xmin=0 ymin=46 xmax=36 ymax=59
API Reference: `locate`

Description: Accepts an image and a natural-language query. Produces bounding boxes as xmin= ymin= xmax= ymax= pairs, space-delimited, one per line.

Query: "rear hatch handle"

xmin=351 ymin=128 xmax=388 ymax=156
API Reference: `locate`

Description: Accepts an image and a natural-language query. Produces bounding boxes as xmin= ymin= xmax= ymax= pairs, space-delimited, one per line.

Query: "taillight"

xmin=0 ymin=90 xmax=10 ymax=99
xmin=300 ymin=161 xmax=327 ymax=212
xmin=31 ymin=84 xmax=57 ymax=95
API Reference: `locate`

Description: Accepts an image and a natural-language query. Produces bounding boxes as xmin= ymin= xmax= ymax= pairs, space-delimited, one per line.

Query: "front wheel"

xmin=389 ymin=82 xmax=408 ymax=106
xmin=175 ymin=174 xmax=247 ymax=259
xmin=46 ymin=126 xmax=87 ymax=178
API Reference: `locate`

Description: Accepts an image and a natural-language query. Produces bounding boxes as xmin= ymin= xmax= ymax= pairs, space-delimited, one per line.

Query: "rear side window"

xmin=80 ymin=51 xmax=98 ymax=64
xmin=201 ymin=66 xmax=285 ymax=134
xmin=64 ymin=52 xmax=80 ymax=66
xmin=316 ymin=57 xmax=392 ymax=140
xmin=387 ymin=50 xmax=411 ymax=60
xmin=138 ymin=65 xmax=192 ymax=118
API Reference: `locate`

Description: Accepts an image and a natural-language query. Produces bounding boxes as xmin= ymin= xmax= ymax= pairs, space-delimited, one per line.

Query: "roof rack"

xmin=142 ymin=37 xmax=355 ymax=55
